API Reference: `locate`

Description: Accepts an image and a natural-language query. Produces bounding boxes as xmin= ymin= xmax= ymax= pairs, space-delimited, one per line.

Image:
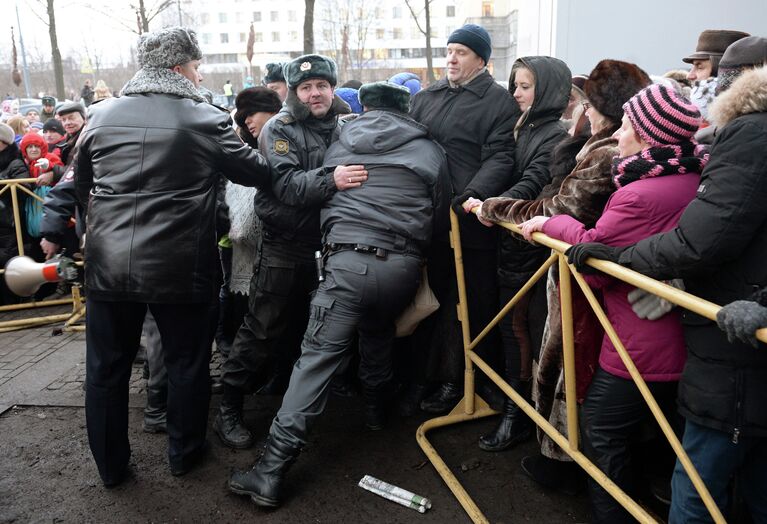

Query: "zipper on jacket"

xmin=732 ymin=370 xmax=743 ymax=444
xmin=732 ymin=427 xmax=740 ymax=444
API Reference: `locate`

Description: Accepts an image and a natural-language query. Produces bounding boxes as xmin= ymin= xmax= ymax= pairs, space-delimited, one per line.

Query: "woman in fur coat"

xmin=465 ymin=60 xmax=652 ymax=493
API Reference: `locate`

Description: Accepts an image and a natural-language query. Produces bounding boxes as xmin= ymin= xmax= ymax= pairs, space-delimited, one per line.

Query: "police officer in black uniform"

xmin=228 ymin=81 xmax=449 ymax=508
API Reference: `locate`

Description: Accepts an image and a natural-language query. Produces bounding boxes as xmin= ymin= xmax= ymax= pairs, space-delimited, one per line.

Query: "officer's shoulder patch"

xmin=273 ymin=139 xmax=290 ymax=155
xmin=278 ymin=114 xmax=295 ymax=125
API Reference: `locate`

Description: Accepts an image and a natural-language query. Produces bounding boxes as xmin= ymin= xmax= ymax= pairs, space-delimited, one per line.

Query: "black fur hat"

xmin=284 ymin=54 xmax=338 ymax=89
xmin=234 ymin=87 xmax=283 ymax=128
xmin=358 ymin=81 xmax=411 ymax=113
xmin=263 ymin=62 xmax=285 ymax=84
xmin=584 ymin=60 xmax=651 ymax=125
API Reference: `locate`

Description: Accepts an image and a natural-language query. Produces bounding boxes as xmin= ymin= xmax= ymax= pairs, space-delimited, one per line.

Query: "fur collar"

xmin=121 ymin=67 xmax=206 ymax=103
xmin=709 ymin=66 xmax=767 ymax=127
xmin=284 ymin=90 xmax=351 ymax=122
xmin=575 ymin=127 xmax=617 ymax=162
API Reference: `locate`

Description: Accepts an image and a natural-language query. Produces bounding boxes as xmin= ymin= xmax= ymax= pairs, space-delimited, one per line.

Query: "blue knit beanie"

xmin=335 ymin=87 xmax=362 ymax=114
xmin=389 ymin=72 xmax=422 ymax=96
xmin=447 ymin=24 xmax=492 ymax=65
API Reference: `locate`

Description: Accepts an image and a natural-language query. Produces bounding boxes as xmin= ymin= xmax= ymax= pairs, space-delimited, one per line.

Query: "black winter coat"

xmin=498 ymin=56 xmax=571 ymax=285
xmin=75 ymin=93 xmax=271 ymax=303
xmin=0 ymin=143 xmax=28 ymax=262
xmin=410 ymin=71 xmax=516 ymax=250
xmin=618 ymin=68 xmax=767 ymax=438
xmin=322 ymin=109 xmax=449 ymax=253
xmin=254 ymin=92 xmax=349 ymax=250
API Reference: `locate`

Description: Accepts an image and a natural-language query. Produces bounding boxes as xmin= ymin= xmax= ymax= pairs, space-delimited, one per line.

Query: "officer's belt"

xmin=324 ymin=243 xmax=420 ymax=259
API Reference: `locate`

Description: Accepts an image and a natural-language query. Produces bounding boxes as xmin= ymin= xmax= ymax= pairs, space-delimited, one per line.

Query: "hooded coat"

xmin=0 ymin=143 xmax=28 ymax=263
xmin=617 ymin=66 xmax=767 ymax=438
xmin=322 ymin=109 xmax=449 ymax=252
xmin=19 ymin=134 xmax=63 ymax=180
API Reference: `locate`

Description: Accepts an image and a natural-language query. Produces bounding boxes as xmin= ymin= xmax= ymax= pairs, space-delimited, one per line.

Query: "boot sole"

xmin=478 ymin=430 xmax=532 ymax=452
xmin=229 ymin=486 xmax=279 ymax=508
xmin=213 ymin=423 xmax=254 ymax=450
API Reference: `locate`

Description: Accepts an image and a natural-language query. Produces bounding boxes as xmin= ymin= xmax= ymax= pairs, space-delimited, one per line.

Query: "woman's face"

xmin=513 ymin=67 xmax=535 ymax=112
xmin=25 ymin=144 xmax=42 ymax=161
xmin=614 ymin=114 xmax=646 ymax=158
xmin=244 ymin=111 xmax=275 ymax=139
xmin=585 ymin=103 xmax=607 ymax=134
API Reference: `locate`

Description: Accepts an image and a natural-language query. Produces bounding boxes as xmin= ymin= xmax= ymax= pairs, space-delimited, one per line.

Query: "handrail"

xmin=416 ymin=210 xmax=735 ymax=523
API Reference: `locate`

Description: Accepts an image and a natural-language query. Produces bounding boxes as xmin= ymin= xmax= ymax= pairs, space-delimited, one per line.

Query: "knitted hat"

xmin=20 ymin=132 xmax=49 ymax=159
xmin=30 ymin=122 xmax=44 ymax=131
xmin=683 ymin=29 xmax=750 ymax=63
xmin=0 ymin=123 xmax=14 ymax=145
xmin=334 ymin=87 xmax=362 ymax=114
xmin=389 ymin=72 xmax=422 ymax=96
xmin=57 ymin=102 xmax=86 ymax=119
xmin=233 ymin=87 xmax=283 ymax=128
xmin=358 ymin=81 xmax=411 ymax=113
xmin=41 ymin=96 xmax=56 ymax=106
xmin=137 ymin=27 xmax=202 ymax=69
xmin=623 ymin=84 xmax=701 ymax=147
xmin=447 ymin=24 xmax=492 ymax=65
xmin=283 ymin=54 xmax=338 ymax=89
xmin=263 ymin=62 xmax=285 ymax=84
xmin=42 ymin=119 xmax=66 ymax=135
xmin=584 ymin=60 xmax=652 ymax=125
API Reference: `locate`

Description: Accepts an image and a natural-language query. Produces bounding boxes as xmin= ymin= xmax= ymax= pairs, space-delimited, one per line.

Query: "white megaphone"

xmin=3 ymin=255 xmax=79 ymax=297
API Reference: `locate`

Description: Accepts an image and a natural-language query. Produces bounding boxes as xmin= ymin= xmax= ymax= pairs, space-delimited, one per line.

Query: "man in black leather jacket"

xmin=73 ymin=27 xmax=272 ymax=487
xmin=228 ymin=81 xmax=448 ymax=508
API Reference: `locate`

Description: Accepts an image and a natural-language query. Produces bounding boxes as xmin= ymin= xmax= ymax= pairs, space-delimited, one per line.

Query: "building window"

xmin=218 ymin=12 xmax=227 ymax=23
xmin=376 ymin=29 xmax=385 ymax=39
xmin=393 ymin=28 xmax=403 ymax=39
xmin=271 ymin=11 xmax=279 ymax=22
xmin=200 ymin=12 xmax=210 ymax=24
xmin=288 ymin=10 xmax=297 ymax=21
xmin=255 ymin=32 xmax=263 ymax=42
xmin=239 ymin=32 xmax=246 ymax=42
xmin=289 ymin=31 xmax=298 ymax=41
xmin=410 ymin=27 xmax=420 ymax=39
xmin=446 ymin=6 xmax=455 ymax=17
xmin=392 ymin=6 xmax=402 ymax=18
xmin=374 ymin=7 xmax=383 ymax=18
xmin=252 ymin=11 xmax=261 ymax=22
xmin=482 ymin=1 xmax=493 ymax=16
xmin=220 ymin=33 xmax=229 ymax=43
xmin=272 ymin=32 xmax=280 ymax=42
xmin=201 ymin=33 xmax=211 ymax=45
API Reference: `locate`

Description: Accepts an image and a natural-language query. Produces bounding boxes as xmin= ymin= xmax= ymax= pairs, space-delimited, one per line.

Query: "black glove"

xmin=716 ymin=300 xmax=767 ymax=348
xmin=564 ymin=242 xmax=623 ymax=274
xmin=451 ymin=190 xmax=480 ymax=214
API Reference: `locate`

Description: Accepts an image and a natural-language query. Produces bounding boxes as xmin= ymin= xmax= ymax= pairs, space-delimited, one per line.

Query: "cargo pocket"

xmin=258 ymin=259 xmax=295 ymax=297
xmin=304 ymin=294 xmax=335 ymax=347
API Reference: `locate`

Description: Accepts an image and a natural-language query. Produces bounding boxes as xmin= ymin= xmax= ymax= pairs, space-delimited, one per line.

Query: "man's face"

xmin=446 ymin=43 xmax=485 ymax=84
xmin=266 ymin=81 xmax=288 ymax=102
xmin=60 ymin=112 xmax=85 ymax=136
xmin=173 ymin=59 xmax=203 ymax=88
xmin=44 ymin=130 xmax=65 ymax=145
xmin=42 ymin=103 xmax=55 ymax=114
xmin=295 ymin=78 xmax=333 ymax=118
xmin=25 ymin=111 xmax=40 ymax=123
xmin=687 ymin=59 xmax=713 ymax=82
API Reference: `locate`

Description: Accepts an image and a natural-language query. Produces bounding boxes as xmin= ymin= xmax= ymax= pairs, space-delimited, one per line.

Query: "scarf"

xmin=611 ymin=141 xmax=709 ymax=189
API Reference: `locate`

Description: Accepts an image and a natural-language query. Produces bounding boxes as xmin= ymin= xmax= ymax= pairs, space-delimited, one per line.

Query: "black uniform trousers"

xmin=219 ymin=237 xmax=317 ymax=393
xmin=269 ymin=250 xmax=422 ymax=450
xmin=85 ymin=298 xmax=216 ymax=483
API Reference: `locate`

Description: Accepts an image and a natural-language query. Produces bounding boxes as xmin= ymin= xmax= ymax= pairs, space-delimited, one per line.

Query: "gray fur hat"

xmin=137 ymin=27 xmax=203 ymax=69
xmin=358 ymin=81 xmax=411 ymax=113
xmin=284 ymin=54 xmax=338 ymax=89
xmin=263 ymin=62 xmax=286 ymax=84
xmin=0 ymin=123 xmax=14 ymax=145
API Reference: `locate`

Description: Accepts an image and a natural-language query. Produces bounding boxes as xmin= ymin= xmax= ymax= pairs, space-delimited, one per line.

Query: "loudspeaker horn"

xmin=3 ymin=255 xmax=78 ymax=297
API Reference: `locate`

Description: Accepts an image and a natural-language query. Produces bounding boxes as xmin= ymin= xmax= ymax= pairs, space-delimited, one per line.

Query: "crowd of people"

xmin=1 ymin=22 xmax=766 ymax=523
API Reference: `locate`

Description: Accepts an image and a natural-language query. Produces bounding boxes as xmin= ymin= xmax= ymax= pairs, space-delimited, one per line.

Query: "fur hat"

xmin=358 ymin=81 xmax=411 ymax=113
xmin=624 ymin=84 xmax=701 ymax=147
xmin=41 ymin=96 xmax=56 ymax=107
xmin=584 ymin=60 xmax=651 ymax=125
xmin=42 ymin=119 xmax=65 ymax=135
xmin=57 ymin=101 xmax=86 ymax=119
xmin=683 ymin=29 xmax=750 ymax=64
xmin=284 ymin=54 xmax=338 ymax=89
xmin=389 ymin=72 xmax=422 ymax=96
xmin=137 ymin=27 xmax=202 ymax=69
xmin=0 ymin=123 xmax=14 ymax=145
xmin=334 ymin=88 xmax=362 ymax=114
xmin=447 ymin=24 xmax=492 ymax=65
xmin=263 ymin=62 xmax=285 ymax=84
xmin=233 ymin=87 xmax=283 ymax=128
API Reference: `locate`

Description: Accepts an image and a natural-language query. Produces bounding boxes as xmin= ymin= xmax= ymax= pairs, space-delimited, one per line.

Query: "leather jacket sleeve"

xmin=40 ymin=177 xmax=78 ymax=244
xmin=215 ymin=120 xmax=272 ymax=188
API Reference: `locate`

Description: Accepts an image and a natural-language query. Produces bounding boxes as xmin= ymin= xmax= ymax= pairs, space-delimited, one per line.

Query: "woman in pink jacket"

xmin=520 ymin=84 xmax=709 ymax=523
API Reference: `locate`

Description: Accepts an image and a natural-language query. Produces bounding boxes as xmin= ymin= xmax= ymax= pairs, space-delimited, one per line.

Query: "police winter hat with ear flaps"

xmin=283 ymin=54 xmax=338 ymax=89
xmin=358 ymin=81 xmax=411 ymax=113
xmin=137 ymin=27 xmax=202 ymax=69
xmin=263 ymin=62 xmax=286 ymax=84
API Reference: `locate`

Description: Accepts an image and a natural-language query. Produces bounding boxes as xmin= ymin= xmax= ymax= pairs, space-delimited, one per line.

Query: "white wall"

xmin=551 ymin=0 xmax=767 ymax=76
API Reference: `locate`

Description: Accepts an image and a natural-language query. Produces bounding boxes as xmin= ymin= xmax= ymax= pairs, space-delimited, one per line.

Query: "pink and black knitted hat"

xmin=623 ymin=84 xmax=701 ymax=146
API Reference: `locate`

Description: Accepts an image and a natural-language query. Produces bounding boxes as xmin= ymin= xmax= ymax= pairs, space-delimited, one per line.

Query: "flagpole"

xmin=15 ymin=1 xmax=32 ymax=98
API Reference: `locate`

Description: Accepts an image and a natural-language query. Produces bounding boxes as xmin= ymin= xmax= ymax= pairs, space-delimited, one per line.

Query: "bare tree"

xmin=45 ymin=0 xmax=66 ymax=99
xmin=83 ymin=0 xmax=176 ymax=35
xmin=404 ymin=0 xmax=436 ymax=83
xmin=135 ymin=0 xmax=176 ymax=34
xmin=304 ymin=0 xmax=315 ymax=54
xmin=318 ymin=0 xmax=379 ymax=81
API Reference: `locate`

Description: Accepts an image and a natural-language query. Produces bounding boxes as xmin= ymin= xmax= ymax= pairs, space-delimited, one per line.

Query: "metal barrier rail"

xmin=0 ymin=178 xmax=80 ymax=330
xmin=415 ymin=209 xmax=753 ymax=523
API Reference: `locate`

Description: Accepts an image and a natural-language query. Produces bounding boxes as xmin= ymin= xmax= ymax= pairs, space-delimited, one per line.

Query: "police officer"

xmin=213 ymin=54 xmax=363 ymax=449
xmin=228 ymin=81 xmax=448 ymax=508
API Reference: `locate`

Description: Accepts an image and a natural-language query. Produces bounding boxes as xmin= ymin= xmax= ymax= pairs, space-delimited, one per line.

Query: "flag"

xmin=246 ymin=23 xmax=255 ymax=64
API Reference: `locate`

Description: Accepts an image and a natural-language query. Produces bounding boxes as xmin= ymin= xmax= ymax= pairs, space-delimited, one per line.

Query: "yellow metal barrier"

xmin=415 ymin=210 xmax=746 ymax=523
xmin=0 ymin=178 xmax=81 ymax=331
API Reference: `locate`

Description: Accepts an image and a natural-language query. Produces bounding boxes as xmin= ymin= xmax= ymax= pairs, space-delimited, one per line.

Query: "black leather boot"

xmin=363 ymin=384 xmax=391 ymax=431
xmin=213 ymin=387 xmax=254 ymax=449
xmin=228 ymin=439 xmax=299 ymax=507
xmin=478 ymin=379 xmax=532 ymax=452
xmin=420 ymin=382 xmax=462 ymax=414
